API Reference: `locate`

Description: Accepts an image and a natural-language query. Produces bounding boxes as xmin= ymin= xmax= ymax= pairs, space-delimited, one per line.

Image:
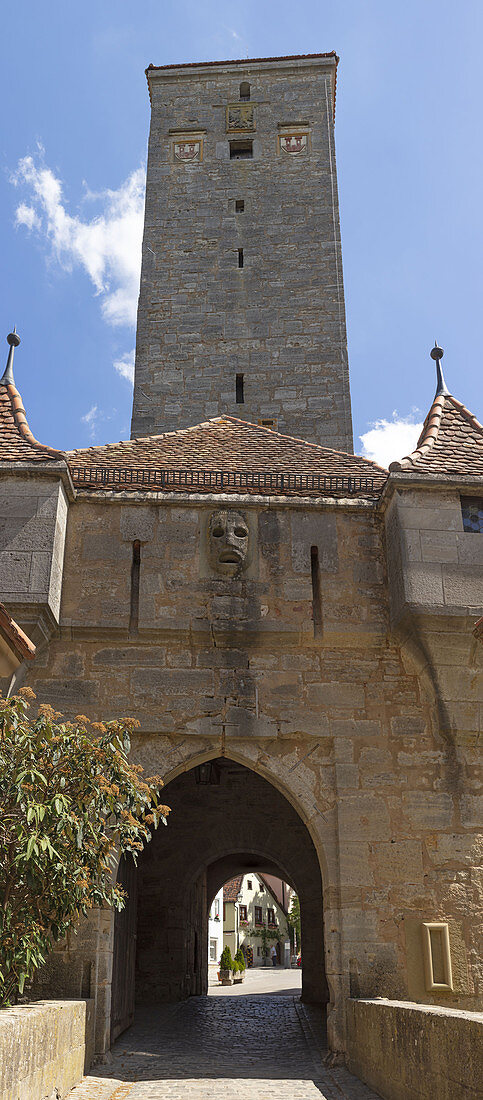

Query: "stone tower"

xmin=131 ymin=53 xmax=354 ymax=450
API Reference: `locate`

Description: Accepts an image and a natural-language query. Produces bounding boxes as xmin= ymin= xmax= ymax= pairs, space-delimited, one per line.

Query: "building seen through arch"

xmin=0 ymin=51 xmax=482 ymax=1067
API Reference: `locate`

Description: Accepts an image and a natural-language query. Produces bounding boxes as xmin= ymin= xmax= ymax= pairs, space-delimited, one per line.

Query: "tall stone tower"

xmin=131 ymin=53 xmax=353 ymax=451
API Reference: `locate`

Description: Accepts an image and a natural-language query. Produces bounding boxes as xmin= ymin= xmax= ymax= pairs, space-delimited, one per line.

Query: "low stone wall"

xmin=0 ymin=999 xmax=94 ymax=1100
xmin=346 ymin=998 xmax=483 ymax=1100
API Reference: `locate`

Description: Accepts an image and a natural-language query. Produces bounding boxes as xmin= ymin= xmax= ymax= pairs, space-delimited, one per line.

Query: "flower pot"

xmin=219 ymin=968 xmax=233 ymax=986
xmin=233 ymin=970 xmax=245 ymax=984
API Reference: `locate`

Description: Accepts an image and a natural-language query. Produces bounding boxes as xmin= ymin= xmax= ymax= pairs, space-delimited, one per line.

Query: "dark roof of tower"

xmin=0 ymin=382 xmax=65 ymax=463
xmin=146 ymin=52 xmax=338 ymax=72
xmin=390 ymin=393 xmax=483 ymax=476
xmin=223 ymin=876 xmax=244 ymax=902
xmin=66 ymin=416 xmax=387 ymax=497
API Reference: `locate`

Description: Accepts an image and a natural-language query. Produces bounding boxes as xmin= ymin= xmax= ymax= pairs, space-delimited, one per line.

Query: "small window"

xmin=236 ymin=374 xmax=244 ymax=403
xmin=223 ymin=902 xmax=226 ymax=920
xmin=259 ymin=883 xmax=264 ymax=892
xmin=254 ymin=906 xmax=263 ymax=925
xmin=257 ymin=945 xmax=261 ymax=956
xmin=247 ymin=879 xmax=253 ymax=890
xmin=258 ymin=418 xmax=276 ymax=429
xmin=267 ymin=908 xmax=276 ymax=926
xmin=214 ymin=899 xmax=220 ymax=917
xmin=240 ymin=82 xmax=250 ymax=101
xmin=422 ymin=922 xmax=453 ymax=992
xmin=235 ymin=199 xmax=245 ymax=212
xmin=209 ymin=938 xmax=217 ymax=962
xmin=461 ymin=496 xmax=483 ymax=532
xmin=237 ymin=248 xmax=244 ymax=269
xmin=239 ymin=905 xmax=247 ymax=921
xmin=230 ymin=140 xmax=253 ymax=159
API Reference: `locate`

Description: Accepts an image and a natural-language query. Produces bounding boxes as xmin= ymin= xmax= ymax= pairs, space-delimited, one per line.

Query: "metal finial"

xmin=430 ymin=340 xmax=448 ymax=396
xmin=0 ymin=328 xmax=21 ymax=386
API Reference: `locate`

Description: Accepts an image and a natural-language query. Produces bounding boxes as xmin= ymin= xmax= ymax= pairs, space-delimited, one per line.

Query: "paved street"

xmin=69 ymin=971 xmax=379 ymax=1100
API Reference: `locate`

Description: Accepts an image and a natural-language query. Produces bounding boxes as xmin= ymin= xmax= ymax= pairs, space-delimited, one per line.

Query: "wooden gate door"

xmin=110 ymin=855 xmax=138 ymax=1043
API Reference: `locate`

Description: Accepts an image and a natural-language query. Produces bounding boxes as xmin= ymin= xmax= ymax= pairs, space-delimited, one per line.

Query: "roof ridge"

xmin=0 ymin=383 xmax=65 ymax=462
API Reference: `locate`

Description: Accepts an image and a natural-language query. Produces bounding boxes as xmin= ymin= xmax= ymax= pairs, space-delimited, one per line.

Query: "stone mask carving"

xmin=208 ymin=510 xmax=249 ymax=574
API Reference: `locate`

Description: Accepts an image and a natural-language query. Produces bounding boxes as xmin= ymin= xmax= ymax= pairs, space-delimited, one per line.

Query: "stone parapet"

xmin=346 ymin=998 xmax=483 ymax=1099
xmin=0 ymin=999 xmax=94 ymax=1100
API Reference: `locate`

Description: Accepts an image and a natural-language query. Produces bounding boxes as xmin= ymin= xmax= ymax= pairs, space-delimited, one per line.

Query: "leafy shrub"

xmin=0 ymin=690 xmax=169 ymax=1006
xmin=231 ymin=959 xmax=239 ymax=974
xmin=220 ymin=945 xmax=233 ymax=971
xmin=234 ymin=948 xmax=246 ymax=971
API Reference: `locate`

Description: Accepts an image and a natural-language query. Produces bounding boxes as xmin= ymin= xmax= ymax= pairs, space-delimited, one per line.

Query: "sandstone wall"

xmin=0 ymin=999 xmax=94 ymax=1100
xmin=25 ymin=490 xmax=483 ymax=1053
xmin=346 ymin=998 xmax=483 ymax=1099
xmin=132 ymin=56 xmax=353 ymax=450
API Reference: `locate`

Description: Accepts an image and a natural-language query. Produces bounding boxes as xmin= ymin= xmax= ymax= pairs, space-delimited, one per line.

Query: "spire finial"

xmin=0 ymin=328 xmax=21 ymax=386
xmin=430 ymin=340 xmax=448 ymax=396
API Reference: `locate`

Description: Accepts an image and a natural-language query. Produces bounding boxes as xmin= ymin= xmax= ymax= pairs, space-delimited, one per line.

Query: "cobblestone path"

xmin=69 ymin=997 xmax=380 ymax=1100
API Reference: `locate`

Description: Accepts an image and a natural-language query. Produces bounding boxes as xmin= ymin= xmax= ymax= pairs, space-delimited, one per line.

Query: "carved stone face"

xmin=208 ymin=510 xmax=249 ymax=574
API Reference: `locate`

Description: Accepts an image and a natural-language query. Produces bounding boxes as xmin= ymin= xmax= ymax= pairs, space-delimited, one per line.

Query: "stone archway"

xmin=111 ymin=756 xmax=328 ymax=1037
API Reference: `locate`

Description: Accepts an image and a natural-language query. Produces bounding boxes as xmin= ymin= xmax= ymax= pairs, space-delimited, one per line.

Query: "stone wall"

xmin=22 ymin=488 xmax=483 ymax=1054
xmin=0 ymin=999 xmax=94 ymax=1100
xmin=132 ymin=56 xmax=353 ymax=450
xmin=346 ymin=998 xmax=483 ymax=1099
xmin=0 ymin=470 xmax=69 ymax=633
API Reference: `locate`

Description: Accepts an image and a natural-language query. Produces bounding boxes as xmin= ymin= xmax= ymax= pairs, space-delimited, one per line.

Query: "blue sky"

xmin=1 ymin=0 xmax=482 ymax=464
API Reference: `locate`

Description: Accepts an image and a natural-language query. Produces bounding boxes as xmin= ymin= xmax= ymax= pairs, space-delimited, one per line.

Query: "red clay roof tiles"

xmin=392 ymin=394 xmax=483 ymax=476
xmin=223 ymin=876 xmax=244 ymax=903
xmin=0 ymin=383 xmax=64 ymax=463
xmin=66 ymin=416 xmax=387 ymax=497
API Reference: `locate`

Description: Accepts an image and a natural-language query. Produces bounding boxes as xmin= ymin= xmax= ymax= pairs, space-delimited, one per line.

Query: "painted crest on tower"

xmin=226 ymin=104 xmax=255 ymax=132
xmin=173 ymin=139 xmax=203 ymax=163
xmin=279 ymin=132 xmax=308 ymax=156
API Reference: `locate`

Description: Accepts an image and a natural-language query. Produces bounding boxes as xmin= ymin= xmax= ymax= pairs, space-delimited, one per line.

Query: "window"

xmin=230 ymin=140 xmax=253 ymax=159
xmin=214 ymin=899 xmax=220 ymax=919
xmin=236 ymin=373 xmax=244 ymax=403
xmin=247 ymin=879 xmax=253 ymax=890
xmin=240 ymin=81 xmax=250 ymax=101
xmin=311 ymin=545 xmax=323 ymax=638
xmin=129 ymin=540 xmax=141 ymax=635
xmin=461 ymin=496 xmax=483 ymax=532
xmin=254 ymin=905 xmax=263 ymax=925
xmin=422 ymin=922 xmax=453 ymax=992
xmin=209 ymin=938 xmax=217 ymax=962
xmin=235 ymin=199 xmax=245 ymax=212
xmin=267 ymin=908 xmax=276 ymax=926
xmin=237 ymin=248 xmax=244 ymax=269
xmin=258 ymin=418 xmax=276 ymax=429
xmin=223 ymin=902 xmax=226 ymax=920
xmin=239 ymin=905 xmax=247 ymax=921
xmin=259 ymin=883 xmax=264 ymax=892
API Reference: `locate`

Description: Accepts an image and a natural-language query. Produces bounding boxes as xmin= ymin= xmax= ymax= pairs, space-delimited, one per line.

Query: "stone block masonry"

xmin=0 ymin=999 xmax=94 ymax=1100
xmin=131 ymin=56 xmax=353 ymax=451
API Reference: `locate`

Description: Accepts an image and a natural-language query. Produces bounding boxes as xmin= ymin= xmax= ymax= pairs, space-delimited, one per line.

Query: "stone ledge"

xmin=0 ymin=998 xmax=94 ymax=1100
xmin=346 ymin=997 xmax=483 ymax=1100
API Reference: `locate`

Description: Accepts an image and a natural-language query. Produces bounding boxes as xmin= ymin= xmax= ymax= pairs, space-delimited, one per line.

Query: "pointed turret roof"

xmin=0 ymin=332 xmax=64 ymax=463
xmin=390 ymin=346 xmax=483 ymax=476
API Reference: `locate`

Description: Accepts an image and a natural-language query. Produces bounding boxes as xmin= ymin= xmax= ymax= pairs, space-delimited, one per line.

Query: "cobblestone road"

xmin=69 ymin=992 xmax=380 ymax=1100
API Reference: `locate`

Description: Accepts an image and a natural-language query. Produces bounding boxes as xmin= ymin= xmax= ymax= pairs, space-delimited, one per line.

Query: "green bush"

xmin=235 ymin=948 xmax=246 ymax=971
xmin=220 ymin=945 xmax=233 ymax=971
xmin=232 ymin=959 xmax=239 ymax=974
xmin=0 ymin=690 xmax=169 ymax=1006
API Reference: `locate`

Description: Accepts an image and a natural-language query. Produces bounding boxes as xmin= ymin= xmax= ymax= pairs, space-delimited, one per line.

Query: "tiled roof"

xmin=67 ymin=416 xmax=387 ymax=497
xmin=390 ymin=394 xmax=483 ymax=476
xmin=0 ymin=602 xmax=36 ymax=661
xmin=223 ymin=875 xmax=244 ymax=903
xmin=0 ymin=383 xmax=64 ymax=463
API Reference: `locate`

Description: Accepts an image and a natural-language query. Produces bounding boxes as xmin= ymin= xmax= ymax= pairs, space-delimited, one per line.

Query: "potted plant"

xmin=219 ymin=945 xmax=234 ymax=985
xmin=233 ymin=949 xmax=246 ymax=983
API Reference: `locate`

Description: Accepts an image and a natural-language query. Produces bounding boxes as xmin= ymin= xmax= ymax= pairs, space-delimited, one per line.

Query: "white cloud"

xmin=113 ymin=348 xmax=135 ymax=385
xmin=360 ymin=412 xmax=424 ymax=469
xmin=81 ymin=404 xmax=100 ymax=440
xmin=12 ymin=150 xmax=145 ymax=328
xmin=15 ymin=203 xmax=41 ymax=231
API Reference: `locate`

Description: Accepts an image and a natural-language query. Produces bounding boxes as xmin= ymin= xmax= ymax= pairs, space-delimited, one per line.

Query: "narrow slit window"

xmin=236 ymin=373 xmax=244 ymax=403
xmin=422 ymin=922 xmax=453 ymax=992
xmin=461 ymin=496 xmax=483 ymax=532
xmin=238 ymin=248 xmax=244 ymax=269
xmin=129 ymin=539 xmax=141 ymax=634
xmin=310 ymin=545 xmax=323 ymax=638
xmin=230 ymin=140 xmax=253 ymax=159
xmin=235 ymin=199 xmax=245 ymax=212
xmin=240 ymin=82 xmax=250 ymax=101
